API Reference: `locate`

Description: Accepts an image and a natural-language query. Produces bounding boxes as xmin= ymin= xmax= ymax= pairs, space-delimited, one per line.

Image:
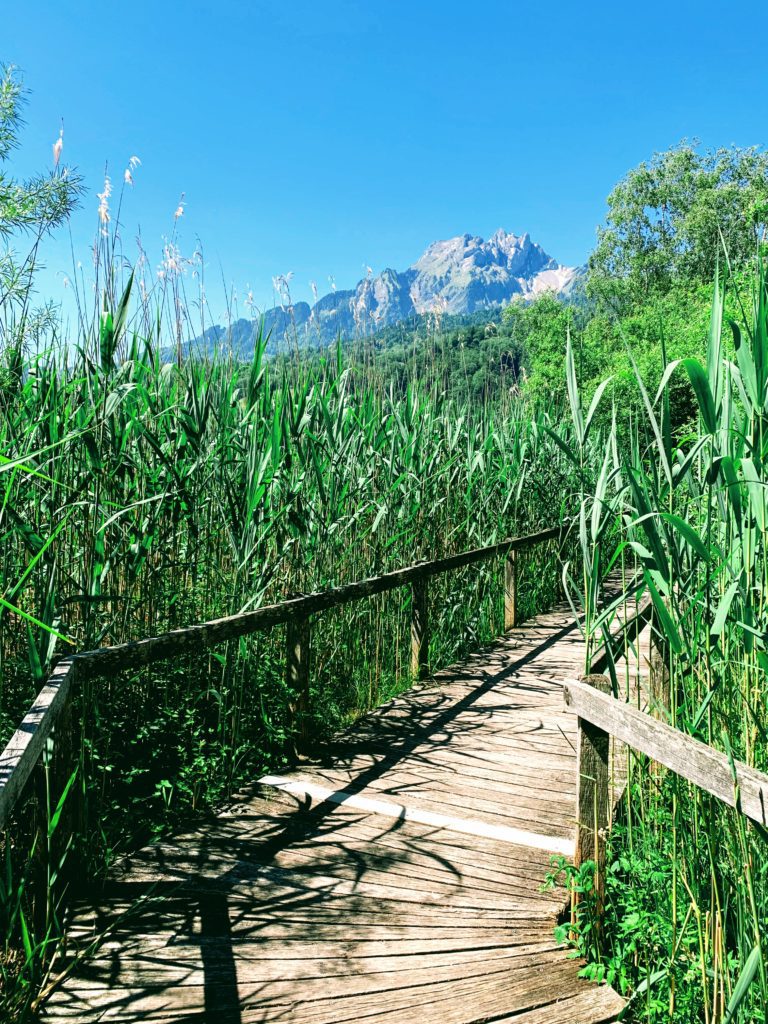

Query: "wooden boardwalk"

xmin=46 ymin=602 xmax=630 ymax=1023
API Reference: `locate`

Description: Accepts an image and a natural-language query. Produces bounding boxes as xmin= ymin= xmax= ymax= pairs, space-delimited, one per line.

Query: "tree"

xmin=502 ymin=293 xmax=576 ymax=403
xmin=588 ymin=141 xmax=768 ymax=302
xmin=0 ymin=63 xmax=83 ymax=346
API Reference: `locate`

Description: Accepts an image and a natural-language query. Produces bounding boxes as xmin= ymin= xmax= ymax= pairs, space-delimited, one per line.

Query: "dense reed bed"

xmin=0 ymin=253 xmax=583 ymax=1017
xmin=2 ymin=114 xmax=766 ymax=1018
xmin=560 ymin=263 xmax=768 ymax=1022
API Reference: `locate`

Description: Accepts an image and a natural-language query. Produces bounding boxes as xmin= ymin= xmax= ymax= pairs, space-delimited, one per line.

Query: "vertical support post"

xmin=411 ymin=578 xmax=429 ymax=680
xmin=33 ymin=665 xmax=77 ymax=927
xmin=649 ymin=607 xmax=671 ymax=718
xmin=575 ymin=673 xmax=611 ymax=927
xmin=286 ymin=616 xmax=311 ymax=750
xmin=553 ymin=535 xmax=565 ymax=601
xmin=51 ymin=690 xmax=75 ymax=868
xmin=504 ymin=548 xmax=518 ymax=631
xmin=649 ymin=607 xmax=671 ymax=781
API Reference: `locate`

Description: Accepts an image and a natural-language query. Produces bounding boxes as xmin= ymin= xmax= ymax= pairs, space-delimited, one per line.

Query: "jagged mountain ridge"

xmin=194 ymin=229 xmax=583 ymax=355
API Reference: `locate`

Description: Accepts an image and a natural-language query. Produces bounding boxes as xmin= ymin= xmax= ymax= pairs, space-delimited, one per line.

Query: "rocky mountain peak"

xmin=194 ymin=230 xmax=583 ymax=355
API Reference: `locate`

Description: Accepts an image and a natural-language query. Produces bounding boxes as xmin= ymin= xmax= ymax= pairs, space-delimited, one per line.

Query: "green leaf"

xmin=618 ymin=970 xmax=667 ymax=1020
xmin=741 ymin=458 xmax=766 ymax=532
xmin=19 ymin=906 xmax=33 ymax=963
xmin=583 ymin=377 xmax=612 ymax=446
xmin=731 ymin=320 xmax=759 ymax=408
xmin=565 ymin=330 xmax=584 ymax=447
xmin=722 ymin=944 xmax=762 ymax=1024
xmin=0 ymin=594 xmax=73 ymax=645
xmin=48 ymin=768 xmax=78 ymax=838
xmin=659 ymin=512 xmax=710 ymax=562
xmin=113 ymin=270 xmax=134 ymax=348
xmin=645 ymin=574 xmax=683 ymax=655
xmin=711 ymin=578 xmax=740 ymax=636
xmin=682 ymin=358 xmax=718 ymax=434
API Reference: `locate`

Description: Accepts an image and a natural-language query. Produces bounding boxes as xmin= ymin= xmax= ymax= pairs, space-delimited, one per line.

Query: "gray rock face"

xmin=410 ymin=230 xmax=554 ymax=313
xmin=324 ymin=230 xmax=579 ymax=336
xmin=195 ymin=230 xmax=582 ymax=355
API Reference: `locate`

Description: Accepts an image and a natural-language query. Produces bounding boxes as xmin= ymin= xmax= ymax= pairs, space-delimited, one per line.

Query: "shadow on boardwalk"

xmin=46 ymin=602 xmax=626 ymax=1023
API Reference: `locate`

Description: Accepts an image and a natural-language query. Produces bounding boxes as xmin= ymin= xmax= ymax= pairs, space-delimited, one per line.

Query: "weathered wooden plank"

xmin=0 ymin=657 xmax=76 ymax=832
xmin=54 ymin=945 xmax=567 ymax=994
xmin=564 ymin=678 xmax=768 ymax=826
xmin=300 ymin=766 xmax=577 ymax=823
xmin=116 ymin=846 xmax=554 ymax=907
xmin=304 ymin=748 xmax=577 ymax=789
xmin=260 ymin=775 xmax=574 ymax=854
xmin=66 ymin=907 xmax=552 ymax=943
xmin=75 ymin=931 xmax=558 ymax=957
xmin=147 ymin=824 xmax=558 ymax=890
xmin=120 ymin=840 xmax=558 ymax=906
xmin=174 ymin=808 xmax=561 ymax=882
xmin=287 ymin=616 xmax=312 ymax=746
xmin=504 ymin=549 xmax=518 ymax=630
xmin=57 ymin=940 xmax=567 ymax=989
xmin=492 ymin=985 xmax=625 ymax=1022
xmin=102 ymin=858 xmax=560 ymax=916
xmin=45 ymin=956 xmax=599 ymax=1022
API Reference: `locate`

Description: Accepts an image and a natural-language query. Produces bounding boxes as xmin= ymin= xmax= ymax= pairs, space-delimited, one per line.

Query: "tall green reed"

xmin=0 ymin=226 xmax=587 ymax=1018
xmin=565 ymin=257 xmax=768 ymax=1022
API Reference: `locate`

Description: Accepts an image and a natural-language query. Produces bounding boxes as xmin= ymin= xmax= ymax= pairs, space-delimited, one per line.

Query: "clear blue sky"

xmin=4 ymin=0 xmax=767 ymax=321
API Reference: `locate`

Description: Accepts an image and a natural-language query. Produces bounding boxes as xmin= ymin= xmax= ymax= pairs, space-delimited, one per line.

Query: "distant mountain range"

xmin=193 ymin=230 xmax=584 ymax=356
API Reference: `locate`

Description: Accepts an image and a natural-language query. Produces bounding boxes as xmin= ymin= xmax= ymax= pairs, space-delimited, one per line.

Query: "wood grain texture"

xmin=575 ymin=674 xmax=611 ymax=924
xmin=45 ymin=598 xmax=625 ymax=1023
xmin=0 ymin=657 xmax=75 ymax=831
xmin=504 ymin=550 xmax=517 ymax=630
xmin=287 ymin=617 xmax=312 ymax=748
xmin=410 ymin=579 xmax=429 ymax=680
xmin=564 ymin=678 xmax=768 ymax=825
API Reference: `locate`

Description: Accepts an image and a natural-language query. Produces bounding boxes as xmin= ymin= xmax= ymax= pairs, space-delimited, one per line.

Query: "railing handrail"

xmin=567 ymin=607 xmax=768 ymax=917
xmin=565 ymin=677 xmax=768 ymax=827
xmin=0 ymin=524 xmax=563 ymax=832
xmin=74 ymin=526 xmax=562 ymax=680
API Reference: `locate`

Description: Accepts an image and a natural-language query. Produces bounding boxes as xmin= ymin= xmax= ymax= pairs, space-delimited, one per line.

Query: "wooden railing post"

xmin=649 ymin=607 xmax=671 ymax=718
xmin=0 ymin=528 xmax=562 ymax=833
xmin=286 ymin=616 xmax=311 ymax=749
xmin=574 ymin=673 xmax=611 ymax=925
xmin=552 ymin=535 xmax=565 ymax=601
xmin=504 ymin=549 xmax=518 ymax=630
xmin=50 ymin=688 xmax=77 ymax=864
xmin=411 ymin=579 xmax=429 ymax=679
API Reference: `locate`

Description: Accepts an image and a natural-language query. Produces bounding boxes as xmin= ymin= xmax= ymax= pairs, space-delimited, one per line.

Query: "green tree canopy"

xmin=588 ymin=141 xmax=768 ymax=303
xmin=0 ymin=64 xmax=82 ymax=238
xmin=0 ymin=63 xmax=83 ymax=346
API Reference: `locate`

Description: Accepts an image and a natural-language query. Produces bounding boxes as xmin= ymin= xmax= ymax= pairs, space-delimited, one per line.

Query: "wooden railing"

xmin=0 ymin=525 xmax=562 ymax=833
xmin=567 ymin=628 xmax=768 ymax=909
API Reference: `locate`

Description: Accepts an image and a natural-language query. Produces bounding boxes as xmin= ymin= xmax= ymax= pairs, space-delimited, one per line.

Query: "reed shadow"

xmin=54 ymin=604 xmax=583 ymax=1022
